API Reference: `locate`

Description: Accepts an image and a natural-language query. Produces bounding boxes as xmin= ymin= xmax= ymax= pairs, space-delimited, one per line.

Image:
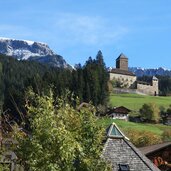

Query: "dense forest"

xmin=0 ymin=50 xmax=109 ymax=123
xmin=2 ymin=50 xmax=171 ymax=124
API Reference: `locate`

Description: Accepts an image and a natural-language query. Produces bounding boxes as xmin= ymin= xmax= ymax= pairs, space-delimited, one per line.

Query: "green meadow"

xmin=98 ymin=118 xmax=171 ymax=146
xmin=109 ymin=93 xmax=171 ymax=111
xmin=97 ymin=94 xmax=171 ymax=145
xmin=98 ymin=118 xmax=170 ymax=136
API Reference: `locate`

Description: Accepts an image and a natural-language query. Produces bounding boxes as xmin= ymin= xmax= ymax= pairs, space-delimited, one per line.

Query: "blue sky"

xmin=0 ymin=0 xmax=171 ymax=68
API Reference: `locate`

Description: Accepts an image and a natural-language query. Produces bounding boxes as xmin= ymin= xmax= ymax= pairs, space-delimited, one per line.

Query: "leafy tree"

xmin=161 ymin=105 xmax=171 ymax=124
xmin=139 ymin=103 xmax=160 ymax=123
xmin=16 ymin=90 xmax=111 ymax=171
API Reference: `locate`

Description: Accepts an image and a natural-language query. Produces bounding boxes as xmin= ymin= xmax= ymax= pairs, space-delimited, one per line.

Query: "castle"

xmin=109 ymin=53 xmax=159 ymax=96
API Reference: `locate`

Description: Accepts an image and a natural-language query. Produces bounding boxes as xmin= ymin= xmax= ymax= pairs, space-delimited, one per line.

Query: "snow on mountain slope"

xmin=0 ymin=37 xmax=54 ymax=60
xmin=0 ymin=37 xmax=71 ymax=68
xmin=129 ymin=67 xmax=171 ymax=77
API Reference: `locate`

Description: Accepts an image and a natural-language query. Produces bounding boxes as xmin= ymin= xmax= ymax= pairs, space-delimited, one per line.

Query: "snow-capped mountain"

xmin=129 ymin=67 xmax=171 ymax=77
xmin=0 ymin=37 xmax=71 ymax=68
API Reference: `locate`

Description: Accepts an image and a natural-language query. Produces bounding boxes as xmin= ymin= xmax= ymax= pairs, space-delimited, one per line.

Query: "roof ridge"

xmin=117 ymin=53 xmax=128 ymax=59
xmin=125 ymin=140 xmax=161 ymax=171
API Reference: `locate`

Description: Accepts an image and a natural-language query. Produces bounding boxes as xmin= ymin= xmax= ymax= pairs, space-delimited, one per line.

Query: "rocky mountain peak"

xmin=0 ymin=37 xmax=71 ymax=68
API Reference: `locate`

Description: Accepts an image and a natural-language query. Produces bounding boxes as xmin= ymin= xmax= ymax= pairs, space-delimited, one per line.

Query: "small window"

xmin=118 ymin=164 xmax=129 ymax=171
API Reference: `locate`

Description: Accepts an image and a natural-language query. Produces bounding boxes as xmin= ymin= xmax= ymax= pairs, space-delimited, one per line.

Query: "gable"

xmin=102 ymin=123 xmax=160 ymax=171
xmin=113 ymin=106 xmax=131 ymax=114
xmin=107 ymin=123 xmax=129 ymax=140
xmin=107 ymin=106 xmax=131 ymax=115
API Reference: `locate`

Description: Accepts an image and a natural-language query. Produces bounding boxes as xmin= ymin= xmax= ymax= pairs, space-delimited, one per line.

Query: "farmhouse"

xmin=102 ymin=123 xmax=160 ymax=171
xmin=106 ymin=106 xmax=131 ymax=121
xmin=109 ymin=53 xmax=159 ymax=96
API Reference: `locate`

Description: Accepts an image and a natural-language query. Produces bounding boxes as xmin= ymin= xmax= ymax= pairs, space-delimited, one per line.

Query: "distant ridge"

xmin=129 ymin=67 xmax=171 ymax=77
xmin=0 ymin=37 xmax=71 ymax=69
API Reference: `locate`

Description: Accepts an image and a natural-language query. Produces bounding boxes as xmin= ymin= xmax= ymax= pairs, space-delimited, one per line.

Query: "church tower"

xmin=116 ymin=53 xmax=128 ymax=71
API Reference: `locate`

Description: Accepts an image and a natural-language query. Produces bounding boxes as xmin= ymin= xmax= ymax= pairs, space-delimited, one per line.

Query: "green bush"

xmin=125 ymin=129 xmax=162 ymax=147
xmin=162 ymin=128 xmax=171 ymax=142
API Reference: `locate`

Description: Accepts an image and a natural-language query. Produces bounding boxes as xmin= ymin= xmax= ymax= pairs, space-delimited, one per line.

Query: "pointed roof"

xmin=116 ymin=53 xmax=128 ymax=60
xmin=152 ymin=76 xmax=158 ymax=80
xmin=102 ymin=123 xmax=161 ymax=171
xmin=113 ymin=106 xmax=131 ymax=114
xmin=107 ymin=123 xmax=129 ymax=140
xmin=106 ymin=106 xmax=131 ymax=116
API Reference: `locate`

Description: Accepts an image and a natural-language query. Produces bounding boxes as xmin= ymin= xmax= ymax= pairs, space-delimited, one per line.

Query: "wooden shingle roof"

xmin=139 ymin=142 xmax=171 ymax=156
xmin=106 ymin=106 xmax=131 ymax=115
xmin=102 ymin=123 xmax=161 ymax=171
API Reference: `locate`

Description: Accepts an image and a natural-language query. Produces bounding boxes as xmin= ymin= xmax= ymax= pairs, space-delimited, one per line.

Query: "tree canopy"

xmin=139 ymin=103 xmax=160 ymax=123
xmin=16 ymin=90 xmax=111 ymax=171
xmin=0 ymin=51 xmax=109 ymax=123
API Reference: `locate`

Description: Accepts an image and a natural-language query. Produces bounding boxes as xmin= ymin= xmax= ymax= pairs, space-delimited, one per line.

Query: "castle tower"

xmin=116 ymin=53 xmax=128 ymax=71
xmin=152 ymin=76 xmax=159 ymax=96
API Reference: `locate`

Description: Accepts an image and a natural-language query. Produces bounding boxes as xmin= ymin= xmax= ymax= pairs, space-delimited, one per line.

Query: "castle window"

xmin=118 ymin=164 xmax=129 ymax=171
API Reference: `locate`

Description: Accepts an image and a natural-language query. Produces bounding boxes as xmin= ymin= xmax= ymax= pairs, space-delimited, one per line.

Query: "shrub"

xmin=125 ymin=129 xmax=162 ymax=147
xmin=139 ymin=103 xmax=160 ymax=123
xmin=162 ymin=129 xmax=171 ymax=142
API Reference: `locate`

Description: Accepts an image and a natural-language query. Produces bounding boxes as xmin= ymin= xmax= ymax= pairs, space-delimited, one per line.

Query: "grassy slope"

xmin=110 ymin=93 xmax=171 ymax=111
xmin=98 ymin=93 xmax=171 ymax=144
xmin=98 ymin=118 xmax=170 ymax=136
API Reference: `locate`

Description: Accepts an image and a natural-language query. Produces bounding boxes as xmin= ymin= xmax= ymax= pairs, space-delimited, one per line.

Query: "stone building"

xmin=110 ymin=54 xmax=137 ymax=89
xmin=109 ymin=53 xmax=159 ymax=96
xmin=136 ymin=76 xmax=159 ymax=96
xmin=102 ymin=123 xmax=160 ymax=171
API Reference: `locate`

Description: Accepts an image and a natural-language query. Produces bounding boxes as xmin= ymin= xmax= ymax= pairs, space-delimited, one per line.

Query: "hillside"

xmin=99 ymin=118 xmax=170 ymax=136
xmin=109 ymin=93 xmax=171 ymax=111
xmin=98 ymin=118 xmax=171 ymax=146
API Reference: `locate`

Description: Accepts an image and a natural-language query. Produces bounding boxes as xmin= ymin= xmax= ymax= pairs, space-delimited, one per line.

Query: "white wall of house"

xmin=110 ymin=113 xmax=129 ymax=121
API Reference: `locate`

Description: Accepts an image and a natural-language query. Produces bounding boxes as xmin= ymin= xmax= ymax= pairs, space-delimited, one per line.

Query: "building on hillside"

xmin=136 ymin=76 xmax=159 ymax=96
xmin=106 ymin=106 xmax=131 ymax=121
xmin=109 ymin=53 xmax=159 ymax=96
xmin=110 ymin=54 xmax=137 ymax=89
xmin=102 ymin=123 xmax=160 ymax=171
xmin=139 ymin=142 xmax=171 ymax=171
